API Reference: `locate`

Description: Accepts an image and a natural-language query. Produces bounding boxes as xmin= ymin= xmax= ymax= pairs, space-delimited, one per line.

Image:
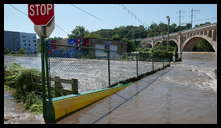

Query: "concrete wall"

xmin=88 ymin=38 xmax=127 ymax=58
xmin=4 ymin=31 xmax=20 ymax=51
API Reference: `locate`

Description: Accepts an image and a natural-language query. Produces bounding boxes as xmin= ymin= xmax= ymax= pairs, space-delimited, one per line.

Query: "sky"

xmin=4 ymin=4 xmax=217 ymax=38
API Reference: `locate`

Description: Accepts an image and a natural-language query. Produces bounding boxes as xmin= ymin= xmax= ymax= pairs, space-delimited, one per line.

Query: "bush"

xmin=15 ymin=69 xmax=42 ymax=96
xmin=4 ymin=63 xmax=24 ymax=88
xmin=4 ymin=48 xmax=11 ymax=54
xmin=18 ymin=48 xmax=25 ymax=54
xmin=5 ymin=63 xmax=43 ymax=113
xmin=23 ymin=92 xmax=42 ymax=113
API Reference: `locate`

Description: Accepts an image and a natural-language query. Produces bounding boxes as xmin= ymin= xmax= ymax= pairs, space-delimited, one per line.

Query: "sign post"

xmin=28 ymin=4 xmax=55 ymax=123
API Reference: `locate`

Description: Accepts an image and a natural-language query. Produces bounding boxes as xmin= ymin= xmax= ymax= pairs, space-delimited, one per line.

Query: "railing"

xmin=35 ymin=75 xmax=79 ymax=97
xmin=136 ymin=23 xmax=217 ymax=41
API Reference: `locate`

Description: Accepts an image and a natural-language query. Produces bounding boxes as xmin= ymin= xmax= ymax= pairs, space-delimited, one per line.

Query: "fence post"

xmin=152 ymin=58 xmax=154 ymax=72
xmin=72 ymin=79 xmax=78 ymax=94
xmin=107 ymin=46 xmax=111 ymax=88
xmin=163 ymin=58 xmax=164 ymax=68
xmin=136 ymin=53 xmax=138 ymax=78
xmin=54 ymin=76 xmax=63 ymax=97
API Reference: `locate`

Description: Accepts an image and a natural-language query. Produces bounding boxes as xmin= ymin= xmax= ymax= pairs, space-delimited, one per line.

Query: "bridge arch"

xmin=181 ymin=35 xmax=216 ymax=52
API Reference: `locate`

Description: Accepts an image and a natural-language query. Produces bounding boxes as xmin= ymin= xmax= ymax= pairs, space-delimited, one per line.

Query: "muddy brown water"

xmin=57 ymin=52 xmax=217 ymax=124
xmin=4 ymin=52 xmax=216 ymax=124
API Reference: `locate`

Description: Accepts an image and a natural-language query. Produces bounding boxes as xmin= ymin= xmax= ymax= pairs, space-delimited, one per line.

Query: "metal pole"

xmin=136 ymin=53 xmax=138 ymax=77
xmin=152 ymin=58 xmax=154 ymax=71
xmin=107 ymin=46 xmax=111 ymax=88
xmin=191 ymin=8 xmax=193 ymax=28
xmin=163 ymin=58 xmax=164 ymax=68
xmin=179 ymin=10 xmax=181 ymax=27
xmin=45 ymin=38 xmax=52 ymax=101
xmin=40 ymin=27 xmax=47 ymax=121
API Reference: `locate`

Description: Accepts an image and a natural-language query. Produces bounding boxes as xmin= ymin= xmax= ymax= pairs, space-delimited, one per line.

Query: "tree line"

xmin=46 ymin=21 xmax=214 ymax=53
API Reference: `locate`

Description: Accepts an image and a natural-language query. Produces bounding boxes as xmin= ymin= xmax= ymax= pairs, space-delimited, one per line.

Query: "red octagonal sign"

xmin=28 ymin=4 xmax=54 ymax=26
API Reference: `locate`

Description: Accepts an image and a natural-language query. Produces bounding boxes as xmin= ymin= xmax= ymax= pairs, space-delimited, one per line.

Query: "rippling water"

xmin=57 ymin=52 xmax=217 ymax=124
xmin=4 ymin=52 xmax=217 ymax=124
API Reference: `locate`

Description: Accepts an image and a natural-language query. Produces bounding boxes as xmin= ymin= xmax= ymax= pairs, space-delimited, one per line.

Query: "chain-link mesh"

xmin=46 ymin=42 xmax=170 ymax=98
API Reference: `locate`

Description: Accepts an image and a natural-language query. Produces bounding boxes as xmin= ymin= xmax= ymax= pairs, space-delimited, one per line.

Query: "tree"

xmin=47 ymin=36 xmax=63 ymax=41
xmin=195 ymin=22 xmax=211 ymax=28
xmin=112 ymin=34 xmax=121 ymax=40
xmin=192 ymin=39 xmax=214 ymax=52
xmin=68 ymin=26 xmax=89 ymax=39
xmin=85 ymin=33 xmax=102 ymax=39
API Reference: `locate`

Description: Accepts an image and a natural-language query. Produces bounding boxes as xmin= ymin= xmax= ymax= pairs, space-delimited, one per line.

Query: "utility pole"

xmin=177 ymin=10 xmax=184 ymax=27
xmin=166 ymin=16 xmax=170 ymax=51
xmin=191 ymin=8 xmax=200 ymax=28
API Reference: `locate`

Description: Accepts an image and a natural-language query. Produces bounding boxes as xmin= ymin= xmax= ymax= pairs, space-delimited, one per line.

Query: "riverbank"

xmin=4 ymin=86 xmax=44 ymax=124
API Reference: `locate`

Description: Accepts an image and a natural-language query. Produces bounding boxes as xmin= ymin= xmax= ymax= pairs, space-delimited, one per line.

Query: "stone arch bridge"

xmin=136 ymin=23 xmax=217 ymax=59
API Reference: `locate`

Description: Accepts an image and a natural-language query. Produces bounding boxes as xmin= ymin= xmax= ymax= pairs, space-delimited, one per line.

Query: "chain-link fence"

xmin=46 ymin=42 xmax=170 ymax=98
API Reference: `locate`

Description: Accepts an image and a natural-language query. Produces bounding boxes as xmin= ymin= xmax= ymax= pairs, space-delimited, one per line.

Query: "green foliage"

xmin=5 ymin=63 xmax=43 ymax=113
xmin=68 ymin=26 xmax=89 ymax=39
xmin=112 ymin=34 xmax=121 ymax=40
xmin=15 ymin=69 xmax=42 ymax=95
xmin=147 ymin=22 xmax=192 ymax=38
xmin=135 ymin=43 xmax=175 ymax=61
xmin=85 ymin=33 xmax=102 ymax=39
xmin=66 ymin=22 xmax=212 ymax=53
xmin=22 ymin=92 xmax=42 ymax=113
xmin=18 ymin=48 xmax=25 ymax=54
xmin=4 ymin=48 xmax=11 ymax=54
xmin=4 ymin=63 xmax=24 ymax=88
xmin=192 ymin=39 xmax=215 ymax=52
xmin=127 ymin=40 xmax=136 ymax=52
xmin=47 ymin=36 xmax=63 ymax=41
xmin=195 ymin=22 xmax=211 ymax=28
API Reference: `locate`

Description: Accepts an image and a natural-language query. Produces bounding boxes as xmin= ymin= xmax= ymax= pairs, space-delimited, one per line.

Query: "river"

xmin=4 ymin=52 xmax=217 ymax=124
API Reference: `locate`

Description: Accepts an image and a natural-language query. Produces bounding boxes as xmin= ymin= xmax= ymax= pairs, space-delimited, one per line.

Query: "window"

xmin=34 ymin=44 xmax=36 ymax=46
xmin=33 ymin=40 xmax=36 ymax=42
xmin=23 ymin=40 xmax=26 ymax=42
xmin=29 ymin=44 xmax=31 ymax=46
xmin=22 ymin=36 xmax=26 ymax=38
xmin=24 ymin=44 xmax=26 ymax=46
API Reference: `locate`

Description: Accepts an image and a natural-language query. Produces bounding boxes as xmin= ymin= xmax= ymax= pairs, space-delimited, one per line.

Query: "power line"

xmin=70 ymin=4 xmax=116 ymax=28
xmin=8 ymin=4 xmax=27 ymax=16
xmin=71 ymin=4 xmax=102 ymax=21
xmin=193 ymin=17 xmax=217 ymax=22
xmin=119 ymin=4 xmax=148 ymax=28
xmin=180 ymin=16 xmax=216 ymax=26
xmin=8 ymin=4 xmax=69 ymax=35
xmin=190 ymin=8 xmax=200 ymax=28
xmin=176 ymin=10 xmax=185 ymax=26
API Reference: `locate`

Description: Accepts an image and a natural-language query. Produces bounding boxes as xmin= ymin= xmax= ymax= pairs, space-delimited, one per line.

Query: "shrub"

xmin=4 ymin=48 xmax=11 ymax=54
xmin=4 ymin=63 xmax=24 ymax=88
xmin=15 ymin=69 xmax=42 ymax=96
xmin=5 ymin=63 xmax=43 ymax=113
xmin=18 ymin=48 xmax=25 ymax=54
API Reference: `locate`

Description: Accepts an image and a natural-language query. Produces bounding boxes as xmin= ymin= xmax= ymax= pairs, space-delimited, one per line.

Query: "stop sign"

xmin=28 ymin=4 xmax=54 ymax=26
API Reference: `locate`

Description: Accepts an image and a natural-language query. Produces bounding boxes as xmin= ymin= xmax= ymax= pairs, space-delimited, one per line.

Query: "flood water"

xmin=57 ymin=52 xmax=217 ymax=124
xmin=4 ymin=52 xmax=217 ymax=124
xmin=4 ymin=55 xmax=165 ymax=92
